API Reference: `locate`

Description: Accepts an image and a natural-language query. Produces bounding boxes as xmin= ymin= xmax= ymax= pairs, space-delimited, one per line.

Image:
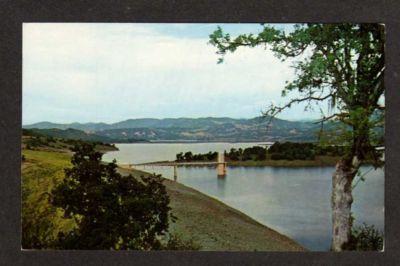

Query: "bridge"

xmin=124 ymin=152 xmax=227 ymax=181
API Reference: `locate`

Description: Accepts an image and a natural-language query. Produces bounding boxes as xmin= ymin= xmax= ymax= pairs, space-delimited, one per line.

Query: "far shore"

xmin=112 ymin=140 xmax=276 ymax=144
xmin=118 ymin=156 xmax=341 ymax=168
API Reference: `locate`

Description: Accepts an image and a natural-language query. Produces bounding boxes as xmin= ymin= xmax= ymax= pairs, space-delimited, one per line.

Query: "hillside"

xmin=119 ymin=166 xmax=306 ymax=251
xmin=22 ymin=128 xmax=118 ymax=152
xmin=24 ymin=117 xmax=324 ymax=142
xmin=21 ymin=147 xmax=305 ymax=251
xmin=24 ymin=128 xmax=115 ymax=143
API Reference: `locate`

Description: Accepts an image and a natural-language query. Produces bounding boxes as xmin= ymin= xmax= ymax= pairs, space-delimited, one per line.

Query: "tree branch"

xmin=263 ymin=93 xmax=334 ymax=118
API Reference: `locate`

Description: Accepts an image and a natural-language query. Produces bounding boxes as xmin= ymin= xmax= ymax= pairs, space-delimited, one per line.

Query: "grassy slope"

xmin=22 ymin=149 xmax=305 ymax=251
xmin=22 ymin=134 xmax=118 ymax=152
xmin=21 ymin=150 xmax=76 ymax=246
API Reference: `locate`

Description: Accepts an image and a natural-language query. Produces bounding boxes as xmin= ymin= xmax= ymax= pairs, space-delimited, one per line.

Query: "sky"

xmin=23 ymin=23 xmax=323 ymax=125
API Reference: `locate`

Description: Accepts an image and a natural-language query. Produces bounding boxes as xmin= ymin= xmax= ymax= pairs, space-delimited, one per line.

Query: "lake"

xmin=103 ymin=143 xmax=384 ymax=251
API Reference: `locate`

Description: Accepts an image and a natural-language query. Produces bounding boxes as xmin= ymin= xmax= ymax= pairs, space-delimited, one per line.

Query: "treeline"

xmin=175 ymin=142 xmax=346 ymax=162
xmin=268 ymin=142 xmax=345 ymax=160
xmin=225 ymin=146 xmax=266 ymax=161
xmin=113 ymin=138 xmax=150 ymax=143
xmin=23 ymin=129 xmax=116 ymax=150
xmin=176 ymin=151 xmax=218 ymax=162
xmin=24 ymin=134 xmax=57 ymax=149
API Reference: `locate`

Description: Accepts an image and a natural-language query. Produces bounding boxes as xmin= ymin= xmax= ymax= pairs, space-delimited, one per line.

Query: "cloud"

xmin=23 ymin=23 xmax=314 ymax=124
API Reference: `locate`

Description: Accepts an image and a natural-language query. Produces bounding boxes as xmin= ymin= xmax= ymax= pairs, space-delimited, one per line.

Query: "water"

xmin=103 ymin=143 xmax=384 ymax=251
xmin=103 ymin=142 xmax=273 ymax=164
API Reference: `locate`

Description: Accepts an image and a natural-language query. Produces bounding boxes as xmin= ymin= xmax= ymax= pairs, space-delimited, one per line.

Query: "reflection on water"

xmin=104 ymin=143 xmax=384 ymax=251
xmin=217 ymin=176 xmax=226 ymax=196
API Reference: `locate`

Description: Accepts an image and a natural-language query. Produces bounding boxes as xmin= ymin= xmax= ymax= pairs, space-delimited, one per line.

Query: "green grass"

xmin=21 ymin=150 xmax=76 ymax=248
xmin=22 ymin=135 xmax=118 ymax=154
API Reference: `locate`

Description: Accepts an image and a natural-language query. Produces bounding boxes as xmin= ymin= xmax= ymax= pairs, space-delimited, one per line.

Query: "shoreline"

xmin=117 ymin=164 xmax=307 ymax=251
xmin=21 ymin=147 xmax=306 ymax=251
xmin=112 ymin=141 xmax=275 ymax=144
xmin=122 ymin=156 xmax=341 ymax=168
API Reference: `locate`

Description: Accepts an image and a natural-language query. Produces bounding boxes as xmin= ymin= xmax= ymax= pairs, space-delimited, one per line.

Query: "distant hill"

xmin=24 ymin=117 xmax=323 ymax=142
xmin=24 ymin=121 xmax=112 ymax=132
xmin=24 ymin=128 xmax=116 ymax=143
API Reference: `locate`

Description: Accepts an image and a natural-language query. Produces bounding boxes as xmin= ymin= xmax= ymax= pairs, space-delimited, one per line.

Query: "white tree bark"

xmin=331 ymin=156 xmax=360 ymax=251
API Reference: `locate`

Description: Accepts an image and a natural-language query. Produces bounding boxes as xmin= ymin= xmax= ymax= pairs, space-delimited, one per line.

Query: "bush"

xmin=52 ymin=143 xmax=173 ymax=250
xmin=270 ymin=153 xmax=284 ymax=160
xmin=176 ymin=151 xmax=218 ymax=162
xmin=343 ymin=223 xmax=384 ymax=251
xmin=224 ymin=146 xmax=267 ymax=161
xmin=268 ymin=142 xmax=331 ymax=161
xmin=162 ymin=234 xmax=201 ymax=250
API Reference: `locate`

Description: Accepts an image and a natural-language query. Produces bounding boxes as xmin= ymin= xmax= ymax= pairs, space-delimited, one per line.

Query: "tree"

xmin=209 ymin=23 xmax=384 ymax=251
xmin=176 ymin=152 xmax=184 ymax=161
xmin=184 ymin=151 xmax=193 ymax=161
xmin=52 ymin=143 xmax=172 ymax=250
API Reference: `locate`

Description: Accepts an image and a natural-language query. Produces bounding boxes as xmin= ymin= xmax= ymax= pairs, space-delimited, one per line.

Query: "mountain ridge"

xmin=24 ymin=116 xmax=308 ymax=129
xmin=23 ymin=117 xmax=320 ymax=142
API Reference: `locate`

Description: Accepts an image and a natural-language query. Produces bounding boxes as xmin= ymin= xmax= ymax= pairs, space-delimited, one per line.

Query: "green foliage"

xmin=269 ymin=142 xmax=315 ymax=160
xmin=27 ymin=127 xmax=116 ymax=143
xmin=343 ymin=223 xmax=384 ymax=251
xmin=268 ymin=142 xmax=345 ymax=161
xmin=176 ymin=143 xmax=349 ymax=163
xmin=176 ymin=147 xmax=267 ymax=162
xmin=176 ymin=151 xmax=218 ymax=162
xmin=51 ymin=143 xmax=172 ymax=250
xmin=176 ymin=152 xmax=184 ymax=161
xmin=210 ymin=23 xmax=385 ymax=167
xmin=225 ymin=146 xmax=267 ymax=161
xmin=22 ymin=150 xmax=76 ymax=249
xmin=242 ymin=146 xmax=267 ymax=161
xmin=161 ymin=233 xmax=201 ymax=250
xmin=23 ymin=129 xmax=116 ymax=153
xmin=23 ymin=128 xmax=43 ymax=137
xmin=25 ymin=136 xmax=50 ymax=149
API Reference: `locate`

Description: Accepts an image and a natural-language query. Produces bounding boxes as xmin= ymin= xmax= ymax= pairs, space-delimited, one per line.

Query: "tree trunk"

xmin=331 ymin=157 xmax=360 ymax=251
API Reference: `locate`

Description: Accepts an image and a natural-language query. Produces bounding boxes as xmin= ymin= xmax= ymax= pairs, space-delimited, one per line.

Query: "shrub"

xmin=343 ymin=223 xmax=384 ymax=251
xmin=268 ymin=142 xmax=326 ymax=160
xmin=52 ymin=143 xmax=173 ymax=250
xmin=162 ymin=234 xmax=201 ymax=250
xmin=270 ymin=153 xmax=284 ymax=160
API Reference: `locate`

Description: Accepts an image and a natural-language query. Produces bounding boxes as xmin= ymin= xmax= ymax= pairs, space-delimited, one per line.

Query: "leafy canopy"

xmin=209 ymin=23 xmax=385 ymax=166
xmin=52 ymin=143 xmax=172 ymax=250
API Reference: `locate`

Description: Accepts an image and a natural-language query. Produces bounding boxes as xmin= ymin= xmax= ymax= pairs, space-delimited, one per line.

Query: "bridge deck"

xmin=130 ymin=161 xmax=224 ymax=167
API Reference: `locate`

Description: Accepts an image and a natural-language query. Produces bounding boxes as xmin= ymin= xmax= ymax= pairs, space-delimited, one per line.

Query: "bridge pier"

xmin=217 ymin=152 xmax=227 ymax=177
xmin=129 ymin=153 xmax=228 ymax=179
xmin=173 ymin=165 xmax=177 ymax=181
